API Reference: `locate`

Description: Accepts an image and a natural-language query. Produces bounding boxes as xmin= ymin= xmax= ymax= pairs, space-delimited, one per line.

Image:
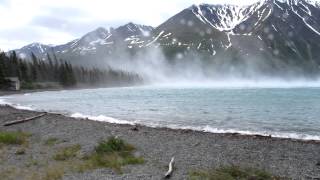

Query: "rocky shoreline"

xmin=0 ymin=104 xmax=320 ymax=179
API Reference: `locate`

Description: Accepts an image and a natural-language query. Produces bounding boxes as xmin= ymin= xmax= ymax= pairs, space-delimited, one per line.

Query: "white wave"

xmin=13 ymin=105 xmax=34 ymax=111
xmin=188 ymin=125 xmax=320 ymax=141
xmin=129 ymin=122 xmax=320 ymax=141
xmin=0 ymin=98 xmax=8 ymax=105
xmin=2 ymin=93 xmax=320 ymax=141
xmin=70 ymin=113 xmax=135 ymax=125
xmin=0 ymin=97 xmax=34 ymax=111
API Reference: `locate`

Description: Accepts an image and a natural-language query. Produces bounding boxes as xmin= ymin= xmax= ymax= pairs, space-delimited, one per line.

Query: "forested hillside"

xmin=0 ymin=51 xmax=142 ymax=89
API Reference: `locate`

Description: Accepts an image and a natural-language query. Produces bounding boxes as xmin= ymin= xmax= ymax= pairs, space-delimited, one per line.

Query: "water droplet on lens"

xmin=187 ymin=21 xmax=194 ymax=27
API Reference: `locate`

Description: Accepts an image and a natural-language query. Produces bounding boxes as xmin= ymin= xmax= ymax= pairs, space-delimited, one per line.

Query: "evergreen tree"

xmin=0 ymin=50 xmax=141 ymax=89
xmin=30 ymin=52 xmax=38 ymax=81
xmin=0 ymin=52 xmax=6 ymax=87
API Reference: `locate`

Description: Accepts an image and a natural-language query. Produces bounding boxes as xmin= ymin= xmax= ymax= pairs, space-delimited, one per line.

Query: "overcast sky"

xmin=0 ymin=0 xmax=259 ymax=51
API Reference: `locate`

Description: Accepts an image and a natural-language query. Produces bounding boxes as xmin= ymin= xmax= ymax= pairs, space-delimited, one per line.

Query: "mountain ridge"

xmin=12 ymin=22 xmax=154 ymax=61
xmin=8 ymin=0 xmax=320 ymax=78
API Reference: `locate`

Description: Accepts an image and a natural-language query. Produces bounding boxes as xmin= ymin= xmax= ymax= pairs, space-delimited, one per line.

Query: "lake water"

xmin=1 ymin=85 xmax=320 ymax=140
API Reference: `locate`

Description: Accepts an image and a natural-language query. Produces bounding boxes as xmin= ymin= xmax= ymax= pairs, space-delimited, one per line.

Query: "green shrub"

xmin=44 ymin=138 xmax=59 ymax=146
xmin=95 ymin=137 xmax=134 ymax=154
xmin=84 ymin=137 xmax=144 ymax=172
xmin=53 ymin=144 xmax=81 ymax=161
xmin=0 ymin=131 xmax=30 ymax=145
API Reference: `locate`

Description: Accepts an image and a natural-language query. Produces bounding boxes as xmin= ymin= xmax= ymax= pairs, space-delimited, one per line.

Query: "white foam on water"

xmin=13 ymin=105 xmax=34 ymax=111
xmin=0 ymin=98 xmax=7 ymax=105
xmin=129 ymin=123 xmax=320 ymax=141
xmin=2 ymin=88 xmax=320 ymax=141
xmin=182 ymin=125 xmax=320 ymax=141
xmin=0 ymin=97 xmax=34 ymax=111
xmin=70 ymin=113 xmax=136 ymax=125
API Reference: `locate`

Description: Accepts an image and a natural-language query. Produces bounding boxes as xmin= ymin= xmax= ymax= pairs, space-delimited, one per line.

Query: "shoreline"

xmin=3 ymin=100 xmax=320 ymax=143
xmin=1 ymin=107 xmax=320 ymax=179
xmin=1 ymin=89 xmax=320 ymax=143
xmin=1 ymin=90 xmax=320 ymax=179
xmin=1 ymin=102 xmax=320 ymax=143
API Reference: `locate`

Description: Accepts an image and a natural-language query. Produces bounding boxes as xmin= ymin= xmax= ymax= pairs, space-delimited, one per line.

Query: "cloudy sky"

xmin=0 ymin=0 xmax=258 ymax=51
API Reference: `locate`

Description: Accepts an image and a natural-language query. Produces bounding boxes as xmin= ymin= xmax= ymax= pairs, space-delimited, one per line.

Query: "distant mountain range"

xmin=12 ymin=23 xmax=154 ymax=64
xmin=9 ymin=0 xmax=320 ymax=77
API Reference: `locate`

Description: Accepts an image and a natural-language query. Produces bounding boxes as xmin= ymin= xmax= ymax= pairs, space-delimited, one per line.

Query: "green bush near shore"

xmin=44 ymin=137 xmax=59 ymax=146
xmin=95 ymin=136 xmax=135 ymax=153
xmin=1 ymin=137 xmax=144 ymax=179
xmin=189 ymin=166 xmax=285 ymax=180
xmin=0 ymin=131 xmax=30 ymax=145
xmin=53 ymin=144 xmax=81 ymax=161
xmin=82 ymin=136 xmax=144 ymax=172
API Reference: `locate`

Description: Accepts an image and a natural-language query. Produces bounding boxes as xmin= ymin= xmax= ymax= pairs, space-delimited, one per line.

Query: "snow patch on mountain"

xmin=189 ymin=1 xmax=267 ymax=32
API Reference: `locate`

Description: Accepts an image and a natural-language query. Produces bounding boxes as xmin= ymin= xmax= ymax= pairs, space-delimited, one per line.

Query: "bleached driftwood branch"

xmin=164 ymin=157 xmax=175 ymax=178
xmin=3 ymin=113 xmax=47 ymax=126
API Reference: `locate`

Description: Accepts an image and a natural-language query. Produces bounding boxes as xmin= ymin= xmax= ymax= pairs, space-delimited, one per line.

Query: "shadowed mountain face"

xmin=11 ymin=0 xmax=320 ymax=78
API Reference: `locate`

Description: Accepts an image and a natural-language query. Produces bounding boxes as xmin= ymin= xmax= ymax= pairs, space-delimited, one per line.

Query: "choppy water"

xmin=1 ymin=85 xmax=320 ymax=140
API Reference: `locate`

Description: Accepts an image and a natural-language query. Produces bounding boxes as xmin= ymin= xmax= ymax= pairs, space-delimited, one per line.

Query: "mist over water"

xmin=4 ymin=42 xmax=320 ymax=140
xmin=98 ymin=45 xmax=320 ymax=87
xmin=4 ymin=46 xmax=320 ymax=139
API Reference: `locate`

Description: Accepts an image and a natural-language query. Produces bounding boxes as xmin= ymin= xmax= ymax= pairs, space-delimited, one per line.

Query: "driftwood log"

xmin=164 ymin=157 xmax=175 ymax=178
xmin=3 ymin=113 xmax=47 ymax=126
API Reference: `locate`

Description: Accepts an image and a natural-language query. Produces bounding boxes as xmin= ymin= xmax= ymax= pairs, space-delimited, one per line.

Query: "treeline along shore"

xmin=0 ymin=50 xmax=142 ymax=90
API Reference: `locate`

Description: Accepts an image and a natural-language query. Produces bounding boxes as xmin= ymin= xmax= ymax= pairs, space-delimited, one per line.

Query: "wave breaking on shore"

xmin=0 ymin=98 xmax=34 ymax=111
xmin=1 ymin=94 xmax=320 ymax=141
xmin=65 ymin=112 xmax=320 ymax=141
xmin=70 ymin=113 xmax=136 ymax=125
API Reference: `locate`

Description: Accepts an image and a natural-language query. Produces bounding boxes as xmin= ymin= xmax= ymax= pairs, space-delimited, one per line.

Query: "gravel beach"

xmin=1 ymin=105 xmax=320 ymax=180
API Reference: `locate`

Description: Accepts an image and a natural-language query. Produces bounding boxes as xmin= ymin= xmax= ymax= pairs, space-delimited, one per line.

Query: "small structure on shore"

xmin=4 ymin=77 xmax=20 ymax=91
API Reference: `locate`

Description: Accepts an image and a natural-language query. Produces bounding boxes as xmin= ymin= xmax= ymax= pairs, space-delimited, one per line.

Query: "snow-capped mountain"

xmin=12 ymin=23 xmax=154 ymax=63
xmin=141 ymin=0 xmax=320 ymax=75
xmin=10 ymin=0 xmax=320 ymax=75
xmin=116 ymin=22 xmax=153 ymax=37
xmin=14 ymin=43 xmax=53 ymax=60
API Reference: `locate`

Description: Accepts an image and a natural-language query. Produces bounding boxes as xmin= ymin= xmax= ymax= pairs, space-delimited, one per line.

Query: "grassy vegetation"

xmin=53 ymin=144 xmax=81 ymax=161
xmin=1 ymin=137 xmax=144 ymax=179
xmin=43 ymin=165 xmax=66 ymax=180
xmin=0 ymin=131 xmax=30 ymax=145
xmin=95 ymin=136 xmax=134 ymax=153
xmin=44 ymin=138 xmax=59 ymax=146
xmin=82 ymin=136 xmax=144 ymax=173
xmin=189 ymin=166 xmax=286 ymax=180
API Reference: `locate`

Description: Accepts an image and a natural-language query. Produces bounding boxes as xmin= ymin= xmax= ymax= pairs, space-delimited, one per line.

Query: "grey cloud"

xmin=2 ymin=4 xmax=155 ymax=50
xmin=30 ymin=6 xmax=151 ymax=34
xmin=0 ymin=27 xmax=42 ymax=42
xmin=30 ymin=16 xmax=124 ymax=36
xmin=31 ymin=16 xmax=67 ymax=29
xmin=45 ymin=7 xmax=88 ymax=19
